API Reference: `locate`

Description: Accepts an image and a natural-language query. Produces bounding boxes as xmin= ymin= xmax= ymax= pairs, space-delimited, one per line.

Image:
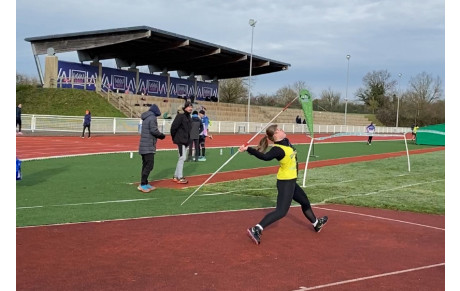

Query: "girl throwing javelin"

xmin=239 ymin=124 xmax=328 ymax=245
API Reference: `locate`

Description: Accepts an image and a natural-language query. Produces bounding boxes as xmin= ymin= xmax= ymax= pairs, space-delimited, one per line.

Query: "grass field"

xmin=16 ymin=141 xmax=444 ymax=227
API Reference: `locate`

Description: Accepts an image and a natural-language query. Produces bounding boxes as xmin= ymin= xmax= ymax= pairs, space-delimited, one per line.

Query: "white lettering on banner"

xmin=112 ymin=75 xmax=127 ymax=89
xmin=71 ymin=70 xmax=87 ymax=84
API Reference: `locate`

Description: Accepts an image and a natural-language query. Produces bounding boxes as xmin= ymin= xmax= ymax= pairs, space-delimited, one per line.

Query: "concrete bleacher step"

xmin=117 ymin=94 xmax=371 ymax=126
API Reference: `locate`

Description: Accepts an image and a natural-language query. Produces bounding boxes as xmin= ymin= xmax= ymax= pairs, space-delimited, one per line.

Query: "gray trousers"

xmin=174 ymin=144 xmax=188 ymax=178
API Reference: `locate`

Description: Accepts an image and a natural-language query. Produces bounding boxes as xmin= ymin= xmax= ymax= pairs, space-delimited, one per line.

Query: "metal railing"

xmin=19 ymin=114 xmax=411 ymax=135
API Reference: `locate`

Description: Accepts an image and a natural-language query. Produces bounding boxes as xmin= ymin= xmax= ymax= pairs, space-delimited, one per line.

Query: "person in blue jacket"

xmin=81 ymin=110 xmax=92 ymax=138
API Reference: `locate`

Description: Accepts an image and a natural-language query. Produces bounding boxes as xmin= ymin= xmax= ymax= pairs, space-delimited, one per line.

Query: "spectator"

xmin=16 ymin=104 xmax=22 ymax=134
xmin=170 ymin=101 xmax=193 ymax=184
xmin=188 ymin=110 xmax=203 ymax=162
xmin=295 ymin=115 xmax=301 ymax=124
xmin=366 ymin=122 xmax=376 ymax=145
xmin=138 ymin=104 xmax=165 ymax=193
xmin=81 ymin=110 xmax=91 ymax=138
xmin=302 ymin=119 xmax=306 ymax=124
xmin=198 ymin=109 xmax=212 ymax=161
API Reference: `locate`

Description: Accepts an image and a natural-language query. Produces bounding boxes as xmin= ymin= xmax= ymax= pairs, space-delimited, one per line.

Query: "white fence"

xmin=20 ymin=114 xmax=411 ymax=135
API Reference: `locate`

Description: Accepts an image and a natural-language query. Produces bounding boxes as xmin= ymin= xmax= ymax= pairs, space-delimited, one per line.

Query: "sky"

xmin=15 ymin=0 xmax=446 ymax=102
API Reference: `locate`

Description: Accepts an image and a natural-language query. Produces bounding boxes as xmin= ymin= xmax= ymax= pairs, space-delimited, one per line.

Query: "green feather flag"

xmin=299 ymin=89 xmax=314 ymax=137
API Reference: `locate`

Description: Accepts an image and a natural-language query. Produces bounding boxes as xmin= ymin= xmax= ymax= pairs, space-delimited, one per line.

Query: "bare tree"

xmin=218 ymin=78 xmax=248 ymax=103
xmin=355 ymin=70 xmax=397 ymax=113
xmin=16 ymin=73 xmax=40 ymax=85
xmin=274 ymin=85 xmax=297 ymax=107
xmin=406 ymin=72 xmax=443 ymax=125
xmin=318 ymin=87 xmax=341 ymax=111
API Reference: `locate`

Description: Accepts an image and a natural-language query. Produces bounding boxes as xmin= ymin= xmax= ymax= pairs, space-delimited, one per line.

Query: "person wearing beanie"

xmin=187 ymin=110 xmax=203 ymax=162
xmin=137 ymin=104 xmax=166 ymax=192
xmin=170 ymin=101 xmax=193 ymax=184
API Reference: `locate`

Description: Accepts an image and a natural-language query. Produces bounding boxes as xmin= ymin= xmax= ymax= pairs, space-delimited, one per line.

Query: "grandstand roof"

xmin=25 ymin=25 xmax=290 ymax=80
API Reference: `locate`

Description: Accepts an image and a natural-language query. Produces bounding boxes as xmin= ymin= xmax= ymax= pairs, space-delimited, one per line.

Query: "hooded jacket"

xmin=138 ymin=104 xmax=165 ymax=154
xmin=170 ymin=110 xmax=192 ymax=146
xmin=83 ymin=112 xmax=91 ymax=126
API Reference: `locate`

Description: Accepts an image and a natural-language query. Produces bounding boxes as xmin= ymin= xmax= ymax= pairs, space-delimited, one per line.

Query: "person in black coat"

xmin=295 ymin=115 xmax=301 ymax=124
xmin=170 ymin=101 xmax=193 ymax=184
xmin=16 ymin=104 xmax=22 ymax=134
xmin=137 ymin=104 xmax=165 ymax=192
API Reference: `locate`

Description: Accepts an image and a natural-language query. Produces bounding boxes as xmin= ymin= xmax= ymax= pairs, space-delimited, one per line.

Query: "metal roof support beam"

xmin=27 ymin=31 xmax=151 ymax=55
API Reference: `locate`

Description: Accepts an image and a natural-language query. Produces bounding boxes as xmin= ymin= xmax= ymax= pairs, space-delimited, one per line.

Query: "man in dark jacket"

xmin=138 ymin=104 xmax=165 ymax=192
xmin=170 ymin=101 xmax=193 ymax=184
xmin=16 ymin=104 xmax=22 ymax=134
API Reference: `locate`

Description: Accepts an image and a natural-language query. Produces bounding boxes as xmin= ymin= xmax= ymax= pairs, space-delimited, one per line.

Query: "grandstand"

xmin=106 ymin=91 xmax=371 ymax=126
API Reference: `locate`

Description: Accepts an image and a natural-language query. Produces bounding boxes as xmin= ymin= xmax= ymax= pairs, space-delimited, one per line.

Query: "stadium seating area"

xmin=107 ymin=92 xmax=371 ymax=126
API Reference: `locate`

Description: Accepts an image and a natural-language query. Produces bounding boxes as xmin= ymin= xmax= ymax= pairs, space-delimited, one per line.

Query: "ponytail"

xmin=256 ymin=136 xmax=269 ymax=153
xmin=255 ymin=124 xmax=278 ymax=153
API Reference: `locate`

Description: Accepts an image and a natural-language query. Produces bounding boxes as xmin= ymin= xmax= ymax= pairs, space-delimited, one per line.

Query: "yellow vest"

xmin=273 ymin=144 xmax=298 ymax=180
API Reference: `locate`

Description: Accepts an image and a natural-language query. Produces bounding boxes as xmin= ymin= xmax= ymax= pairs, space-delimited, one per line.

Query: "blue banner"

xmin=57 ymin=61 xmax=218 ymax=100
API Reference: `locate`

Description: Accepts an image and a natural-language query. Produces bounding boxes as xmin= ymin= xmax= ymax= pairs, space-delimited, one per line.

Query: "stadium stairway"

xmin=102 ymin=91 xmax=371 ymax=126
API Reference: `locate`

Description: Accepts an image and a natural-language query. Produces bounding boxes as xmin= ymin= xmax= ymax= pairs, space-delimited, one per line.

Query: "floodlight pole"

xmin=247 ymin=19 xmax=256 ymax=133
xmin=396 ymin=73 xmax=402 ymax=128
xmin=345 ymin=54 xmax=351 ymax=126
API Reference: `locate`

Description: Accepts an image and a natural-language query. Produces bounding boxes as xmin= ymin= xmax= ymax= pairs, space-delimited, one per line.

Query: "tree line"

xmin=217 ymin=70 xmax=444 ymax=127
xmin=17 ymin=70 xmax=445 ymax=128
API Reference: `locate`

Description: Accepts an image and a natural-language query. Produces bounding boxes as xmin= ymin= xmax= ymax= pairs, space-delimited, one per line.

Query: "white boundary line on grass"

xmin=292 ymin=263 xmax=445 ymax=291
xmin=314 ymin=206 xmax=444 ymax=231
xmin=319 ymin=179 xmax=445 ymax=204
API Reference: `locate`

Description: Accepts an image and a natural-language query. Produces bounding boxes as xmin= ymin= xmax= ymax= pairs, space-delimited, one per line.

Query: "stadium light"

xmin=345 ymin=54 xmax=351 ymax=125
xmin=247 ymin=19 xmax=257 ymax=132
xmin=396 ymin=73 xmax=402 ymax=128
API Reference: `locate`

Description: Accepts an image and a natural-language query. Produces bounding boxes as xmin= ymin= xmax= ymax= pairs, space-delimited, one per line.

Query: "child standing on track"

xmin=239 ymin=124 xmax=328 ymax=245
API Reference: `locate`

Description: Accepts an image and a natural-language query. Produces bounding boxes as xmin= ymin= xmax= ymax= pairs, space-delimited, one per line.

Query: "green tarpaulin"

xmin=416 ymin=123 xmax=445 ymax=146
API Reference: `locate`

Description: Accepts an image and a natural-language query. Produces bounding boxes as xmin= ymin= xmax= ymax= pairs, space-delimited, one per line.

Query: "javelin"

xmin=180 ymin=95 xmax=300 ymax=205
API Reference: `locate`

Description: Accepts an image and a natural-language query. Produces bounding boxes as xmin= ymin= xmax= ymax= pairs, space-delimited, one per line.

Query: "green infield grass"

xmin=16 ymin=141 xmax=444 ymax=227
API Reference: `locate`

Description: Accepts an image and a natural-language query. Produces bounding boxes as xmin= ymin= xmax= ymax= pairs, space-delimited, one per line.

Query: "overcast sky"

xmin=15 ymin=0 xmax=445 ymax=101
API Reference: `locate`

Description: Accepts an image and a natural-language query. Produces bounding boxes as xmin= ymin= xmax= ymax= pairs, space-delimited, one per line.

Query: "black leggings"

xmin=199 ymin=136 xmax=206 ymax=156
xmin=82 ymin=124 xmax=91 ymax=137
xmin=259 ymin=179 xmax=317 ymax=229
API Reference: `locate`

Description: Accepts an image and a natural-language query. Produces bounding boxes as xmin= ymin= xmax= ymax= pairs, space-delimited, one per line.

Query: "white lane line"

xmin=292 ymin=263 xmax=444 ymax=290
xmin=17 ymin=198 xmax=157 ymax=209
